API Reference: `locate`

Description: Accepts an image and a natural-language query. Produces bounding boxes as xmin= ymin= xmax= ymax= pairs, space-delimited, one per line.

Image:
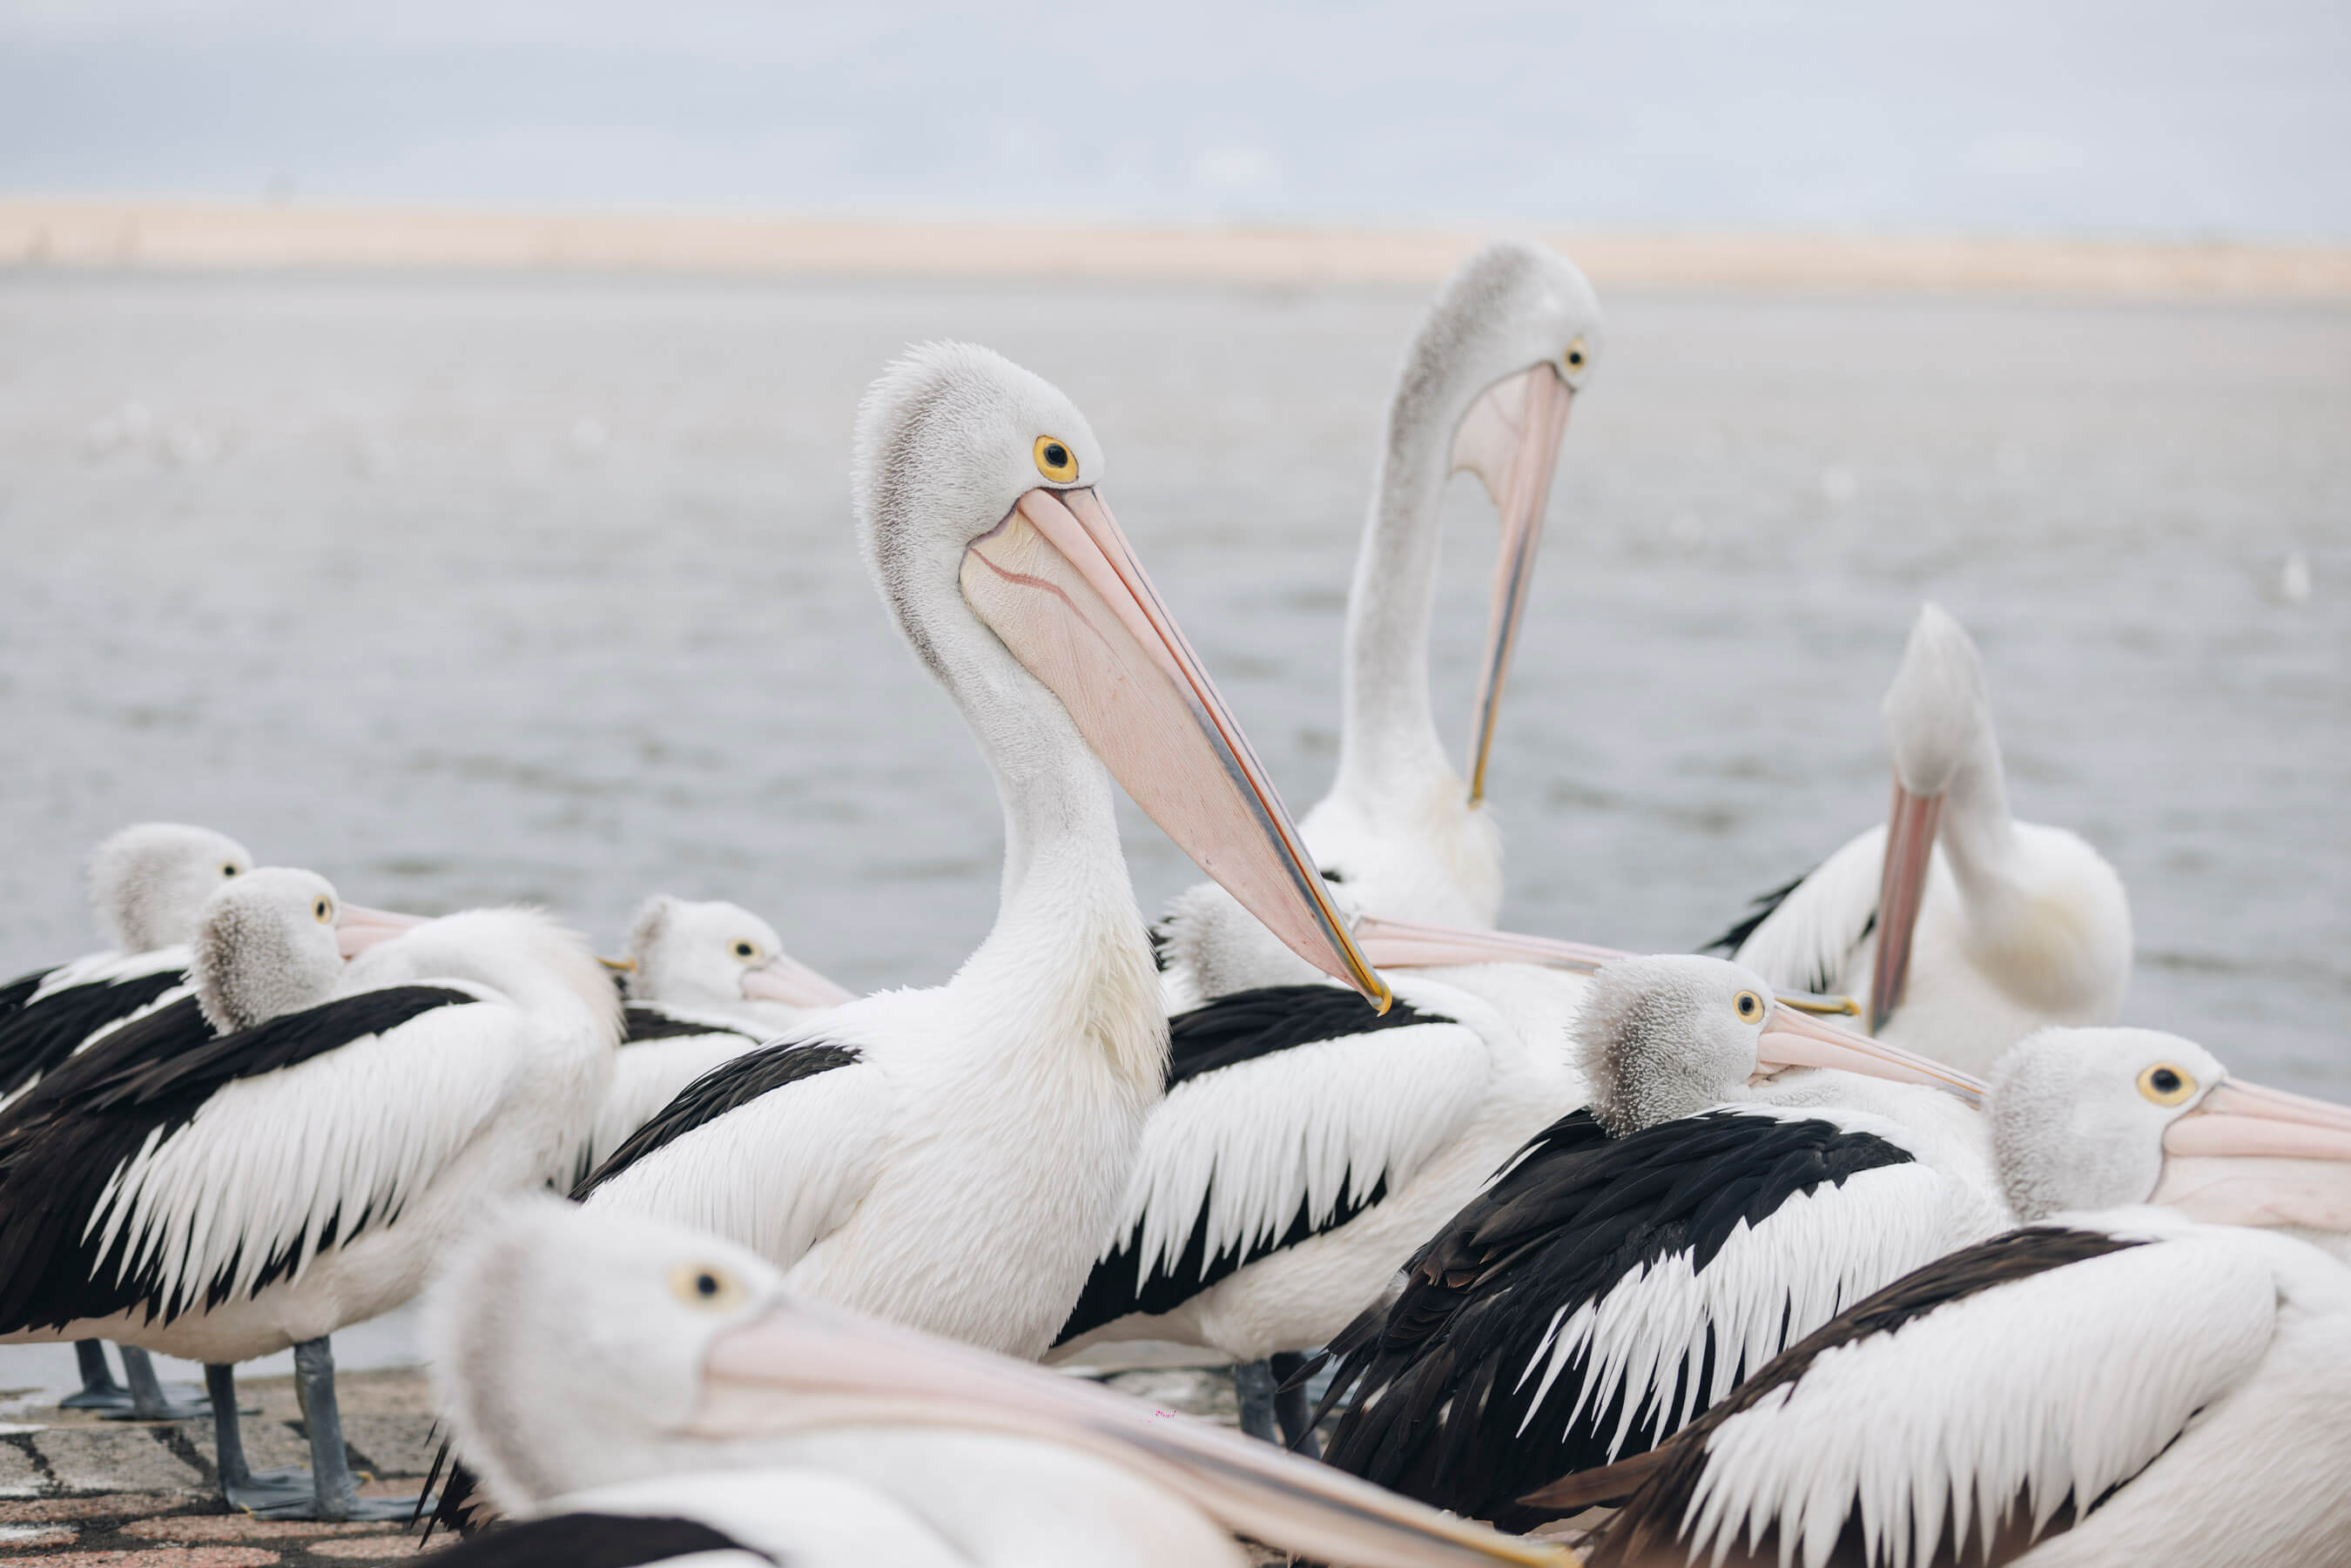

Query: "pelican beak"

xmin=1756 ymin=1005 xmax=1986 ymax=1106
xmin=1351 ymin=913 xmax=1624 ymax=974
xmin=1452 ymin=362 xmax=1573 ymax=804
xmin=334 ymin=902 xmax=427 ymax=958
xmin=1868 ymin=777 xmax=1944 ymax=1031
xmin=598 ymin=956 xmax=637 ymax=972
xmin=2153 ymin=1079 xmax=2351 ymax=1230
xmin=739 ymin=953 xmax=857 ymax=1009
xmin=691 ymin=1302 xmax=1574 ymax=1568
xmin=965 ymin=487 xmax=1387 ymax=1009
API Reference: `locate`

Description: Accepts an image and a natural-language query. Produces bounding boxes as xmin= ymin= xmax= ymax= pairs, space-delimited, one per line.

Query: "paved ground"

xmin=0 ymin=1365 xmax=1295 ymax=1565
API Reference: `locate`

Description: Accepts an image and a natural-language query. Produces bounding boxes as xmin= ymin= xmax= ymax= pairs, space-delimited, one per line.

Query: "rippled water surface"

xmin=1 ymin=272 xmax=2344 ymax=1087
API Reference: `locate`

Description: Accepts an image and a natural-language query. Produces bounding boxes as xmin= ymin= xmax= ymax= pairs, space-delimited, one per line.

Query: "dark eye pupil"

xmin=1044 ymin=444 xmax=1068 ymax=468
xmin=696 ymin=1273 xmax=719 ymax=1296
xmin=2152 ymin=1069 xmax=2180 ymax=1093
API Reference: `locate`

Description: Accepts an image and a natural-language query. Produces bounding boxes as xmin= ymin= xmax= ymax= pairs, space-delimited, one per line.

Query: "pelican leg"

xmin=58 ymin=1341 xmax=129 ymax=1410
xmin=102 ymin=1346 xmax=210 ymax=1422
xmin=1233 ymin=1358 xmax=1279 ymax=1443
xmin=289 ymin=1336 xmax=416 ymax=1522
xmin=206 ymin=1363 xmax=320 ymax=1516
xmin=1269 ymin=1349 xmax=1320 ymax=1459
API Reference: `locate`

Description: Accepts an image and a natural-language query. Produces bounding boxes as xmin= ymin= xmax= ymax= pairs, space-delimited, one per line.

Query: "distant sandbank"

xmin=3 ymin=199 xmax=2346 ymax=298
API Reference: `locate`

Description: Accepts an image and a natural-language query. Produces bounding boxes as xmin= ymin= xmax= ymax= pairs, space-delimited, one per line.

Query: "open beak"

xmin=1452 ymin=362 xmax=1573 ymax=804
xmin=1869 ymin=777 xmax=1944 ymax=1032
xmin=965 ymin=487 xmax=1387 ymax=1009
xmin=334 ymin=902 xmax=427 ymax=959
xmin=1755 ymin=1004 xmax=1986 ymax=1106
xmin=690 ymin=1301 xmax=1573 ymax=1568
xmin=740 ymin=954 xmax=857 ymax=1010
xmin=2153 ymin=1078 xmax=2351 ymax=1230
xmin=1352 ymin=914 xmax=1863 ymax=1020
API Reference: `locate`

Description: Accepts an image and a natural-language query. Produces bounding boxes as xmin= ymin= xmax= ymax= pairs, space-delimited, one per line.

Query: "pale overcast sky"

xmin=3 ymin=0 xmax=2346 ymax=237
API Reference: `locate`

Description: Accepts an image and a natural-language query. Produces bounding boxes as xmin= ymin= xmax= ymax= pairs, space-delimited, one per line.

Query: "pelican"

xmin=0 ymin=867 xmax=615 ymax=1519
xmin=1063 ymin=240 xmax=1600 ymax=1437
xmin=574 ymin=342 xmax=1383 ymax=1369
xmin=0 ymin=822 xmax=253 ymax=1417
xmin=1308 ymin=955 xmax=2001 ymax=1530
xmin=1533 ymin=1026 xmax=2351 ymax=1568
xmin=582 ymin=895 xmax=856 ymax=1177
xmin=427 ymin=1197 xmax=1574 ymax=1568
xmin=1708 ymin=603 xmax=2131 ymax=1074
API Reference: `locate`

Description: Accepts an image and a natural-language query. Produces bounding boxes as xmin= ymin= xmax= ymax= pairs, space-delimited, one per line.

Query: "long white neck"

xmin=1936 ymin=717 xmax=2019 ymax=904
xmin=1330 ymin=389 xmax=1459 ymax=807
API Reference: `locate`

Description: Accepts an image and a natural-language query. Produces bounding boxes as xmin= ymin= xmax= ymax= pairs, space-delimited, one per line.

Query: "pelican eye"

xmin=1033 ymin=435 xmax=1078 ymax=482
xmin=669 ymin=1262 xmax=748 ymax=1311
xmin=222 ymin=863 xmax=240 ymax=878
xmin=2138 ymin=1063 xmax=2197 ymax=1106
xmin=731 ymin=940 xmax=759 ymax=961
xmin=1563 ymin=336 xmax=1590 ymax=378
xmin=1733 ymin=989 xmax=1766 ymax=1023
xmin=313 ymin=898 xmax=333 ymax=924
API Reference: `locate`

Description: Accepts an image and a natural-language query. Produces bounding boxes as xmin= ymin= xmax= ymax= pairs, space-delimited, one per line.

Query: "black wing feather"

xmin=621 ymin=1004 xmax=761 ymax=1046
xmin=0 ymin=966 xmax=186 ymax=1101
xmin=1311 ymin=1107 xmax=1910 ymax=1530
xmin=0 ymin=985 xmax=476 ymax=1332
xmin=1053 ymin=984 xmax=1452 ymax=1345
xmin=422 ymin=1513 xmax=767 ymax=1568
xmin=573 ymin=1039 xmax=861 ymax=1201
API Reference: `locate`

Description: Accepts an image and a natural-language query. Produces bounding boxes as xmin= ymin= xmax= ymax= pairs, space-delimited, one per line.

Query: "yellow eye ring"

xmin=1563 ymin=336 xmax=1590 ymax=377
xmin=669 ymin=1262 xmax=749 ymax=1311
xmin=1033 ymin=435 xmax=1078 ymax=482
xmin=2138 ymin=1063 xmax=2197 ymax=1106
xmin=1733 ymin=990 xmax=1767 ymax=1024
xmin=313 ymin=898 xmax=333 ymax=925
xmin=732 ymin=940 xmax=758 ymax=961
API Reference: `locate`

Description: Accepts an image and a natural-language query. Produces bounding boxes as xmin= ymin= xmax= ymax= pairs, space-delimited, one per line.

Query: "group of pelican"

xmin=0 ymin=238 xmax=2340 ymax=1567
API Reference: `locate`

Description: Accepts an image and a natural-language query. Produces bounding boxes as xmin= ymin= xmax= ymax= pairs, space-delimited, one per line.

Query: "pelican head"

xmin=190 ymin=866 xmax=349 ymax=1033
xmin=87 ymin=821 xmax=254 ymax=953
xmin=1414 ymin=239 xmax=1603 ymax=804
xmin=1579 ymin=953 xmax=1984 ymax=1136
xmin=624 ymin=895 xmax=853 ymax=1013
xmin=854 ymin=341 xmax=1384 ymax=1006
xmin=1992 ymin=1026 xmax=2351 ymax=1237
xmin=428 ymin=1198 xmax=1573 ymax=1568
xmin=1869 ymin=602 xmax=2002 ymax=1029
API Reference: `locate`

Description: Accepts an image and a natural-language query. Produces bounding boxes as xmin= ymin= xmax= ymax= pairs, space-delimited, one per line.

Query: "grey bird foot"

xmin=228 ymin=1470 xmax=420 ymax=1523
xmin=59 ymin=1341 xmax=131 ymax=1410
xmin=99 ymin=1346 xmax=210 ymax=1422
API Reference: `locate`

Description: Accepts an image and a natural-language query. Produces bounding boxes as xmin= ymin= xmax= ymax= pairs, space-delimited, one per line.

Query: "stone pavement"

xmin=0 ymin=1365 xmax=1298 ymax=1565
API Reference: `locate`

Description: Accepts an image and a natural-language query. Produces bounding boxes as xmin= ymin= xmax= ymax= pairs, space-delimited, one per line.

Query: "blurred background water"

xmin=0 ymin=270 xmax=2342 ymax=1094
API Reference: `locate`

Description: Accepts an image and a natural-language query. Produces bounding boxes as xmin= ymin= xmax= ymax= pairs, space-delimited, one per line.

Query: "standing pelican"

xmin=1534 ymin=1027 xmax=2351 ymax=1567
xmin=0 ymin=868 xmax=615 ymax=1519
xmin=1709 ymin=603 xmax=2131 ymax=1073
xmin=582 ymin=896 xmax=856 ymax=1178
xmin=576 ymin=343 xmax=1383 ymax=1366
xmin=427 ymin=1199 xmax=1573 ymax=1568
xmin=1306 ymin=955 xmax=1998 ymax=1528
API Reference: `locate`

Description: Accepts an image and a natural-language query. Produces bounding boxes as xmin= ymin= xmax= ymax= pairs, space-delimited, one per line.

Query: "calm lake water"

xmin=1 ymin=270 xmax=2344 ymax=1096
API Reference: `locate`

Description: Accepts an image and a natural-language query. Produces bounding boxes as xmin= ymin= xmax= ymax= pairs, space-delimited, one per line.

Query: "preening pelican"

xmin=427 ymin=1198 xmax=1573 ymax=1568
xmin=0 ymin=867 xmax=615 ymax=1519
xmin=580 ymin=895 xmax=856 ymax=1178
xmin=1537 ymin=1026 xmax=2351 ymax=1568
xmin=1709 ymin=604 xmax=2131 ymax=1073
xmin=1310 ymin=955 xmax=2000 ymax=1530
xmin=1068 ymin=240 xmax=1600 ymax=1439
xmin=575 ymin=342 xmax=1381 ymax=1366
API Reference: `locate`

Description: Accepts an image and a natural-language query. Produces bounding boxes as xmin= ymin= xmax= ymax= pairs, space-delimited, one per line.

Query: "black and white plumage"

xmin=426 ymin=1198 xmax=1574 ymax=1568
xmin=0 ymin=866 xmax=616 ymax=1518
xmin=1537 ymin=1026 xmax=2351 ymax=1568
xmin=576 ymin=895 xmax=855 ymax=1181
xmin=574 ymin=343 xmax=1383 ymax=1363
xmin=1708 ymin=604 xmax=2131 ymax=1074
xmin=1310 ymin=955 xmax=2001 ymax=1530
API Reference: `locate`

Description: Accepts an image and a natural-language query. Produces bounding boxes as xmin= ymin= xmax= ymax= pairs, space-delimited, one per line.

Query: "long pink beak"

xmin=334 ymin=902 xmax=427 ymax=958
xmin=1869 ymin=777 xmax=1943 ymax=1031
xmin=965 ymin=487 xmax=1387 ymax=1010
xmin=1351 ymin=914 xmax=1862 ymax=1019
xmin=739 ymin=954 xmax=857 ymax=1010
xmin=690 ymin=1301 xmax=1573 ymax=1568
xmin=2153 ymin=1078 xmax=2351 ymax=1230
xmin=1755 ymin=1004 xmax=1987 ymax=1105
xmin=1451 ymin=363 xmax=1573 ymax=804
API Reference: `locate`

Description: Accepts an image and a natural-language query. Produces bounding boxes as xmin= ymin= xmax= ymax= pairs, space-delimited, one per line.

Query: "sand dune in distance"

xmin=3 ymin=198 xmax=2347 ymax=298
